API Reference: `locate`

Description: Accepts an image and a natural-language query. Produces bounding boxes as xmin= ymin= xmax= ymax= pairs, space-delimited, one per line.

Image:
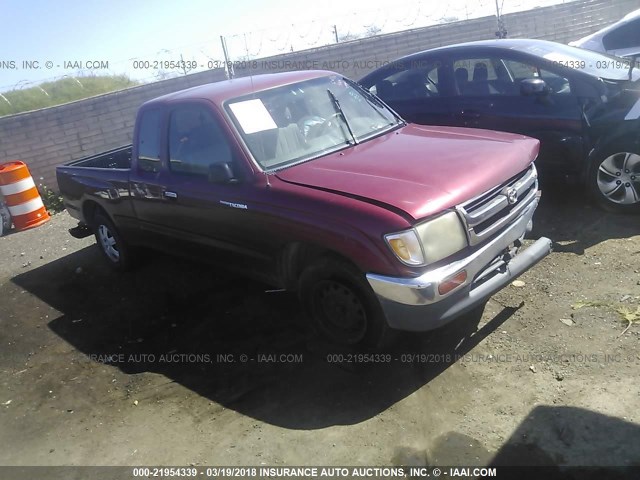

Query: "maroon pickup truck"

xmin=57 ymin=70 xmax=551 ymax=347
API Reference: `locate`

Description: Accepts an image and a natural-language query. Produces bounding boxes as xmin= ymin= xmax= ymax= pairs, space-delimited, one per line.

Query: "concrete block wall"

xmin=1 ymin=0 xmax=639 ymax=190
xmin=503 ymin=0 xmax=640 ymax=43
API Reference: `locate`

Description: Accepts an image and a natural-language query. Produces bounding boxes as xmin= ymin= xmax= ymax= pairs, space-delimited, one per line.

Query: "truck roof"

xmin=143 ymin=70 xmax=334 ymax=107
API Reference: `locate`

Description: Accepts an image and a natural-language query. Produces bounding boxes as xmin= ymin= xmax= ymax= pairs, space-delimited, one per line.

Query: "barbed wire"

xmin=1 ymin=0 xmax=568 ymax=92
xmin=222 ymin=0 xmax=567 ymax=61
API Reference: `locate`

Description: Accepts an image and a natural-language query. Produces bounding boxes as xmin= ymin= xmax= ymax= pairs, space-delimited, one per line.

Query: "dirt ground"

xmin=0 ymin=184 xmax=639 ymax=474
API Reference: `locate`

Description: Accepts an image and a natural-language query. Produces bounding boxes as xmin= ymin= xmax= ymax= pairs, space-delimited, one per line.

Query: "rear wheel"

xmin=299 ymin=257 xmax=389 ymax=348
xmin=93 ymin=212 xmax=132 ymax=271
xmin=588 ymin=143 xmax=640 ymax=213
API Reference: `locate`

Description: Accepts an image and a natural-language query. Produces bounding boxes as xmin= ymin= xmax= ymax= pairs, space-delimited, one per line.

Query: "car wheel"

xmin=93 ymin=212 xmax=132 ymax=271
xmin=588 ymin=144 xmax=640 ymax=213
xmin=298 ymin=257 xmax=389 ymax=348
xmin=0 ymin=202 xmax=10 ymax=236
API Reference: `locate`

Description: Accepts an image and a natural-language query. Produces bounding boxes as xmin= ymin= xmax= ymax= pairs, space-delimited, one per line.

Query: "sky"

xmin=0 ymin=0 xmax=563 ymax=91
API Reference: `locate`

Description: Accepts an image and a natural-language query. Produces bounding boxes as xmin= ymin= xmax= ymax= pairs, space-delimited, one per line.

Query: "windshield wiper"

xmin=345 ymin=78 xmax=406 ymax=126
xmin=326 ymin=89 xmax=357 ymax=145
xmin=362 ymin=89 xmax=406 ymax=127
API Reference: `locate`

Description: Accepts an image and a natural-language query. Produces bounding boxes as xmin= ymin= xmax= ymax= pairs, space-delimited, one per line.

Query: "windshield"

xmin=519 ymin=41 xmax=640 ymax=81
xmin=225 ymin=75 xmax=402 ymax=170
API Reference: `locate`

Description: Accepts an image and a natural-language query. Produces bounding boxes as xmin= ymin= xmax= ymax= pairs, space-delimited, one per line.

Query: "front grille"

xmin=457 ymin=165 xmax=538 ymax=246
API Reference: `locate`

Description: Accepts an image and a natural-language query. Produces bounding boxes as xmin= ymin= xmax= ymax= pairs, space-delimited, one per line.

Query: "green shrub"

xmin=0 ymin=75 xmax=139 ymax=117
xmin=38 ymin=184 xmax=65 ymax=213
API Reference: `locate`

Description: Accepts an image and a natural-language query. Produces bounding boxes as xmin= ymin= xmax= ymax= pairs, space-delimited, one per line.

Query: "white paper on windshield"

xmin=228 ymin=99 xmax=277 ymax=134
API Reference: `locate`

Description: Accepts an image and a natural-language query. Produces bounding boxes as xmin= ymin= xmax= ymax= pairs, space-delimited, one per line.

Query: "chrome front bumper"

xmin=366 ymin=196 xmax=551 ymax=331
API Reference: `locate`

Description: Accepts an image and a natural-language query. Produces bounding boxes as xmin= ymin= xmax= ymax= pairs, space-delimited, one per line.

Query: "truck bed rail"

xmin=65 ymin=145 xmax=132 ymax=169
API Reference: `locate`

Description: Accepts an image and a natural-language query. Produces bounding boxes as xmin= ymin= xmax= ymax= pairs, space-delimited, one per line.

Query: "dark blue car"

xmin=359 ymin=39 xmax=640 ymax=212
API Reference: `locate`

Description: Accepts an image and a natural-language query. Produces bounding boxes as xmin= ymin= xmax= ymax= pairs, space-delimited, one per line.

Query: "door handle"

xmin=163 ymin=191 xmax=178 ymax=199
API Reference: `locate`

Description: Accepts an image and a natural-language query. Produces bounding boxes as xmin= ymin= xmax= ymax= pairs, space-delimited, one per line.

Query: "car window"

xmin=368 ymin=59 xmax=442 ymax=101
xmin=503 ymin=60 xmax=571 ymax=95
xmin=602 ymin=18 xmax=640 ymax=50
xmin=504 ymin=60 xmax=536 ymax=79
xmin=453 ymin=58 xmax=499 ymax=96
xmin=137 ymin=109 xmax=163 ymax=173
xmin=453 ymin=57 xmax=571 ymax=96
xmin=168 ymin=106 xmax=234 ymax=178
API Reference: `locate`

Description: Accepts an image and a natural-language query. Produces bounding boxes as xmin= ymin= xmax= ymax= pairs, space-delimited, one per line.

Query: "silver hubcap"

xmin=597 ymin=151 xmax=640 ymax=205
xmin=98 ymin=224 xmax=119 ymax=262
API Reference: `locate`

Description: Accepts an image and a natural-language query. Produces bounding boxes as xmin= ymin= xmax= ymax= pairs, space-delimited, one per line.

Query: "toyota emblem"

xmin=506 ymin=187 xmax=518 ymax=205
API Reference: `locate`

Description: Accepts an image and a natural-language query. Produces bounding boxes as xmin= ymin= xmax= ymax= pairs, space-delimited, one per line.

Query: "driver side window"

xmin=168 ymin=106 xmax=234 ymax=177
xmin=503 ymin=60 xmax=571 ymax=95
xmin=453 ymin=57 xmax=571 ymax=96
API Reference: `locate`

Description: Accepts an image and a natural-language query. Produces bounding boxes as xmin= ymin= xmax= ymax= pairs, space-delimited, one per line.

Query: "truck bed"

xmin=56 ymin=145 xmax=134 ymax=224
xmin=65 ymin=145 xmax=132 ymax=169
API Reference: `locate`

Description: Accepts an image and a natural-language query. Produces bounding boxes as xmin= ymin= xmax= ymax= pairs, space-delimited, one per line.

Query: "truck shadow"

xmin=488 ymin=405 xmax=640 ymax=473
xmin=11 ymin=245 xmax=519 ymax=430
xmin=393 ymin=406 xmax=640 ymax=478
xmin=532 ymin=182 xmax=640 ymax=255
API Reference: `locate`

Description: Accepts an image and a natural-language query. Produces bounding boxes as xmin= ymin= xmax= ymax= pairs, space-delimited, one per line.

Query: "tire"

xmin=298 ymin=257 xmax=389 ymax=348
xmin=93 ymin=212 xmax=132 ymax=271
xmin=587 ymin=142 xmax=640 ymax=213
xmin=0 ymin=202 xmax=10 ymax=236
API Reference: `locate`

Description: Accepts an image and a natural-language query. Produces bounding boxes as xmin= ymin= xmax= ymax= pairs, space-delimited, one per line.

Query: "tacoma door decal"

xmin=219 ymin=200 xmax=248 ymax=209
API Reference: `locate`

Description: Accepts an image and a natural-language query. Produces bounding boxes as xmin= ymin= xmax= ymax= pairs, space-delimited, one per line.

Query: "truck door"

xmin=132 ymin=102 xmax=273 ymax=262
xmin=127 ymin=106 xmax=170 ymax=243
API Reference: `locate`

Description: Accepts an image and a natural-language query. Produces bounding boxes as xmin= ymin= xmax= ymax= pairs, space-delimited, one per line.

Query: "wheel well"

xmin=279 ymin=243 xmax=359 ymax=291
xmin=590 ymin=134 xmax=640 ymax=163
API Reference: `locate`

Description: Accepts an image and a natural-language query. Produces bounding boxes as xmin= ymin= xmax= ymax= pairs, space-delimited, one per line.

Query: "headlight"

xmin=385 ymin=211 xmax=467 ymax=266
xmin=384 ymin=230 xmax=425 ymax=266
xmin=416 ymin=211 xmax=467 ymax=264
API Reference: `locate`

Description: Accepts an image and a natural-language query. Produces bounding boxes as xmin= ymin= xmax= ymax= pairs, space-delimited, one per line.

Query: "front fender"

xmin=586 ymin=118 xmax=640 ymax=181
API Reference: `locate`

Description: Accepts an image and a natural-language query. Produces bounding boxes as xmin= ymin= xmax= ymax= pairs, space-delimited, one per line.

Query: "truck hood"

xmin=275 ymin=124 xmax=539 ymax=221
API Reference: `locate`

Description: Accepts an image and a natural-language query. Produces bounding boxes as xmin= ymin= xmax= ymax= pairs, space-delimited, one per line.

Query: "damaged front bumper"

xmin=366 ymin=196 xmax=551 ymax=331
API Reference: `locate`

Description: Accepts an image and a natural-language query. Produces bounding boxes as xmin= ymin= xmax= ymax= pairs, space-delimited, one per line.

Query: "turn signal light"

xmin=438 ymin=270 xmax=467 ymax=296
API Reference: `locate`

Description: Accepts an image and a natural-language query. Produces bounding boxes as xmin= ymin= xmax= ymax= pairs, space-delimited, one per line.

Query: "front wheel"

xmin=93 ymin=212 xmax=133 ymax=271
xmin=588 ymin=144 xmax=640 ymax=213
xmin=298 ymin=257 xmax=389 ymax=348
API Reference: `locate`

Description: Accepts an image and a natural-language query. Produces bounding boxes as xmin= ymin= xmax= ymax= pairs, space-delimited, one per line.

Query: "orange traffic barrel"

xmin=0 ymin=161 xmax=50 ymax=231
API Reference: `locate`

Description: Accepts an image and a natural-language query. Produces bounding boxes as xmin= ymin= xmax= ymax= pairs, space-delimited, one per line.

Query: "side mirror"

xmin=208 ymin=162 xmax=238 ymax=184
xmin=521 ymin=78 xmax=549 ymax=96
